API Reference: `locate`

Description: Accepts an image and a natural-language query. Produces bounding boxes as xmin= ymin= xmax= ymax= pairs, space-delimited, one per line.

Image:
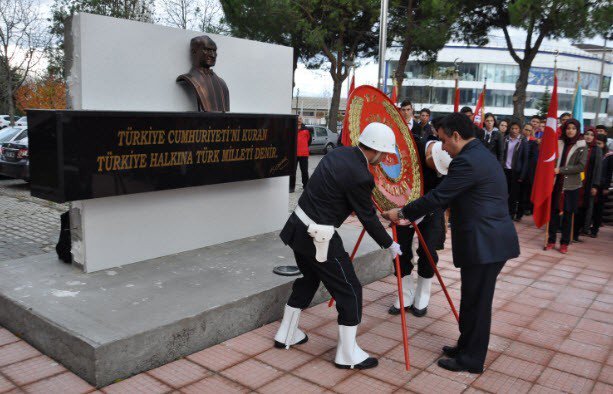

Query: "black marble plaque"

xmin=28 ymin=110 xmax=297 ymax=203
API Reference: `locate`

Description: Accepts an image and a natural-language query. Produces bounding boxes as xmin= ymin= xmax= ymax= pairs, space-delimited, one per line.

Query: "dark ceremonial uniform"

xmin=176 ymin=68 xmax=230 ymax=112
xmin=280 ymin=146 xmax=393 ymax=326
xmin=401 ymin=139 xmax=519 ymax=370
xmin=396 ymin=135 xmax=445 ymax=279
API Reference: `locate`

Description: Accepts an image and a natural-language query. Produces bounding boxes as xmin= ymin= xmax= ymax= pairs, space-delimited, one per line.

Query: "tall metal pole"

xmin=377 ymin=0 xmax=389 ymax=90
xmin=594 ymin=39 xmax=608 ymax=124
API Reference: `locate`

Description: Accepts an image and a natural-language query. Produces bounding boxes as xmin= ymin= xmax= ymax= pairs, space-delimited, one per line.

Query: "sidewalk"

xmin=0 ymin=220 xmax=611 ymax=393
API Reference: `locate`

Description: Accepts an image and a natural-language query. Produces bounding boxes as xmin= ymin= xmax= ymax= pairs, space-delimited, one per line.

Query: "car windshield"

xmin=17 ymin=117 xmax=27 ymax=123
xmin=0 ymin=127 xmax=22 ymax=142
xmin=14 ymin=130 xmax=28 ymax=141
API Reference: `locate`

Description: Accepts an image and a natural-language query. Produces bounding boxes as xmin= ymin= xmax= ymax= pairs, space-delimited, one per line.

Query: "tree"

xmin=0 ymin=58 xmax=23 ymax=114
xmin=536 ymin=85 xmax=550 ymax=117
xmin=388 ymin=0 xmax=460 ymax=91
xmin=222 ymin=1 xmax=379 ymax=133
xmin=221 ymin=1 xmax=309 ymax=85
xmin=15 ymin=76 xmax=67 ymax=111
xmin=158 ymin=0 xmax=224 ymax=33
xmin=0 ymin=0 xmax=48 ymax=124
xmin=294 ymin=0 xmax=380 ymax=132
xmin=47 ymin=0 xmax=155 ymax=79
xmin=455 ymin=0 xmax=611 ymax=118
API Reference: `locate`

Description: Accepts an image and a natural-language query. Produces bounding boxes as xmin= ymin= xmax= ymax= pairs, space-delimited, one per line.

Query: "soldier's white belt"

xmin=294 ymin=206 xmax=336 ymax=263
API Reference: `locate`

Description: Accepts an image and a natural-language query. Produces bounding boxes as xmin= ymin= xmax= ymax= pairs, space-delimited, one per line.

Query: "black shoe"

xmin=410 ymin=305 xmax=427 ymax=317
xmin=513 ymin=217 xmax=522 ymax=222
xmin=442 ymin=346 xmax=459 ymax=358
xmin=589 ymin=233 xmax=597 ymax=238
xmin=274 ymin=334 xmax=308 ymax=349
xmin=335 ymin=357 xmax=378 ymax=370
xmin=573 ymin=238 xmax=583 ymax=243
xmin=437 ymin=357 xmax=483 ymax=374
xmin=388 ymin=305 xmax=411 ymax=316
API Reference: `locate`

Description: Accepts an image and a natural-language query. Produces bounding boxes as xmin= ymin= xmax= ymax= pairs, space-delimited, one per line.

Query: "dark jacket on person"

xmin=401 ymin=139 xmax=520 ymax=267
xmin=582 ymin=145 xmax=602 ymax=192
xmin=503 ymin=136 xmax=530 ymax=181
xmin=280 ymin=146 xmax=393 ymax=259
xmin=526 ymin=138 xmax=539 ymax=182
xmin=480 ymin=127 xmax=505 ymax=164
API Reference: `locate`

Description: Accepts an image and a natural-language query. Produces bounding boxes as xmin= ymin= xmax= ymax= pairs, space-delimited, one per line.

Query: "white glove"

xmin=387 ymin=241 xmax=403 ymax=259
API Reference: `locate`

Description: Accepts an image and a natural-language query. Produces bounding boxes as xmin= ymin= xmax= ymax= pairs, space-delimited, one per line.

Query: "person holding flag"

xmin=545 ymin=118 xmax=586 ymax=254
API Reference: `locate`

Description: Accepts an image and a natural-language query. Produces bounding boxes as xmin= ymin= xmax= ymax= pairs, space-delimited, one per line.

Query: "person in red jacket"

xmin=290 ymin=116 xmax=311 ymax=192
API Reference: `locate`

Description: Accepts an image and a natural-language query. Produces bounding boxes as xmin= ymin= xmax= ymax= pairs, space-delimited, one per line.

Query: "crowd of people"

xmin=410 ymin=102 xmax=612 ymax=254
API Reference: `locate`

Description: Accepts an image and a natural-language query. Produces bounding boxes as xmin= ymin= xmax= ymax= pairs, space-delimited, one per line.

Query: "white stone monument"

xmin=65 ymin=13 xmax=294 ymax=272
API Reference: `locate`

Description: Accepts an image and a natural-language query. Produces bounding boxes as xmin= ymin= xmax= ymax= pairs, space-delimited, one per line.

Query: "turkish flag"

xmin=391 ymin=84 xmax=398 ymax=105
xmin=473 ymin=89 xmax=485 ymax=128
xmin=531 ymin=75 xmax=559 ymax=228
xmin=341 ymin=75 xmax=356 ymax=146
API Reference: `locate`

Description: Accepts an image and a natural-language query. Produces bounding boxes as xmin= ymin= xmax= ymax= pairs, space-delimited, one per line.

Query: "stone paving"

xmin=0 ymin=218 xmax=611 ymax=393
xmin=0 ymin=179 xmax=67 ymax=262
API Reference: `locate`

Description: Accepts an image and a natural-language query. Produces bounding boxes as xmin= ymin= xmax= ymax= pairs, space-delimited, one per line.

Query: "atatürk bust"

xmin=177 ymin=35 xmax=230 ymax=112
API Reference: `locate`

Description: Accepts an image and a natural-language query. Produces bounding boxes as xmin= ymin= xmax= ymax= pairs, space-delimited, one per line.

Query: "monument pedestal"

xmin=0 ymin=225 xmax=391 ymax=387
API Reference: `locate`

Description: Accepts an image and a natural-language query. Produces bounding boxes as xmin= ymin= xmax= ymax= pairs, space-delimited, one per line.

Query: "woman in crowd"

xmin=498 ymin=119 xmax=509 ymax=138
xmin=590 ymin=134 xmax=613 ymax=237
xmin=546 ymin=119 xmax=587 ymax=254
xmin=573 ymin=128 xmax=602 ymax=242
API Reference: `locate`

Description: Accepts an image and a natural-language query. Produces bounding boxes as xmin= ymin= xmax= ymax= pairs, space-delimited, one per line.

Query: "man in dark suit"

xmin=503 ymin=120 xmax=530 ymax=222
xmin=383 ymin=113 xmax=520 ymax=374
xmin=275 ymin=122 xmax=401 ymax=370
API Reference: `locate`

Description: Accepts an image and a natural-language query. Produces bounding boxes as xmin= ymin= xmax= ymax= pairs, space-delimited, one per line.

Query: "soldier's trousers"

xmin=287 ymin=250 xmax=362 ymax=326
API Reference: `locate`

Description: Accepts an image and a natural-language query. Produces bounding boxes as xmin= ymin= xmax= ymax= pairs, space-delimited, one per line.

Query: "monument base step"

xmin=0 ymin=225 xmax=391 ymax=387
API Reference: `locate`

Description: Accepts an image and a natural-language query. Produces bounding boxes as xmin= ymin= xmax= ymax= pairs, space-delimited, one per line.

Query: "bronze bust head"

xmin=177 ymin=35 xmax=230 ymax=112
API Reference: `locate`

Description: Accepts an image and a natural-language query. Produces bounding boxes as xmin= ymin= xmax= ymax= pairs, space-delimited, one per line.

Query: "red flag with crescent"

xmin=531 ymin=75 xmax=559 ymax=228
xmin=343 ymin=85 xmax=423 ymax=211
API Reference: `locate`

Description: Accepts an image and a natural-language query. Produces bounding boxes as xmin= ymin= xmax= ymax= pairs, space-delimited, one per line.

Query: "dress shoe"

xmin=559 ymin=244 xmax=568 ymax=254
xmin=589 ymin=233 xmax=597 ymax=238
xmin=437 ymin=357 xmax=483 ymax=373
xmin=442 ymin=346 xmax=459 ymax=358
xmin=274 ymin=334 xmax=308 ymax=349
xmin=335 ymin=357 xmax=378 ymax=370
xmin=544 ymin=243 xmax=554 ymax=251
xmin=410 ymin=305 xmax=427 ymax=317
xmin=388 ymin=305 xmax=410 ymax=315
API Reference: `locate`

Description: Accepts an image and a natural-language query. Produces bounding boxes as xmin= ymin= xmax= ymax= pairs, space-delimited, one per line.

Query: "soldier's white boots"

xmin=412 ymin=276 xmax=433 ymax=317
xmin=393 ymin=275 xmax=415 ymax=309
xmin=334 ymin=325 xmax=378 ymax=369
xmin=274 ymin=305 xmax=308 ymax=349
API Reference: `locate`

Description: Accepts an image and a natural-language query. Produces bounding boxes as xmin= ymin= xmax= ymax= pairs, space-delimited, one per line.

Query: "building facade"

xmin=386 ymin=39 xmax=612 ymax=125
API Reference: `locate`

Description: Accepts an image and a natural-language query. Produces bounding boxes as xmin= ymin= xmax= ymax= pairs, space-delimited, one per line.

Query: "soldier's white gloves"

xmin=387 ymin=241 xmax=403 ymax=259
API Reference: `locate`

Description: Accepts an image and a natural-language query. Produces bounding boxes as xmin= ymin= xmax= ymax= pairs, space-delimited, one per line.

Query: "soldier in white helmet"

xmin=275 ymin=122 xmax=402 ymax=369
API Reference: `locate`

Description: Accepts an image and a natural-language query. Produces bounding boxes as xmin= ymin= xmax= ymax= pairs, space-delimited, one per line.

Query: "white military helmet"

xmin=427 ymin=140 xmax=452 ymax=175
xmin=358 ymin=122 xmax=397 ymax=153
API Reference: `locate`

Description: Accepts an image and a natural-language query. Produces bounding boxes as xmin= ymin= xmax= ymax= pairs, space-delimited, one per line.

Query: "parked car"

xmin=307 ymin=125 xmax=338 ymax=154
xmin=15 ymin=116 xmax=27 ymax=127
xmin=0 ymin=126 xmax=27 ymax=144
xmin=0 ymin=115 xmax=17 ymax=129
xmin=0 ymin=130 xmax=29 ymax=181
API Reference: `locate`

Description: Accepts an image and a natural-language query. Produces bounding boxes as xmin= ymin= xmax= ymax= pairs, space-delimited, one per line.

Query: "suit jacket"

xmin=526 ymin=139 xmax=539 ymax=182
xmin=401 ymin=139 xmax=520 ymax=267
xmin=481 ymin=128 xmax=504 ymax=163
xmin=280 ymin=147 xmax=393 ymax=259
xmin=503 ymin=136 xmax=529 ymax=181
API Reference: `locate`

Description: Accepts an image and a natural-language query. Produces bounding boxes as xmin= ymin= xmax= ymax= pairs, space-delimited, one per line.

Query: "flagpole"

xmin=543 ymin=51 xmax=558 ymax=249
